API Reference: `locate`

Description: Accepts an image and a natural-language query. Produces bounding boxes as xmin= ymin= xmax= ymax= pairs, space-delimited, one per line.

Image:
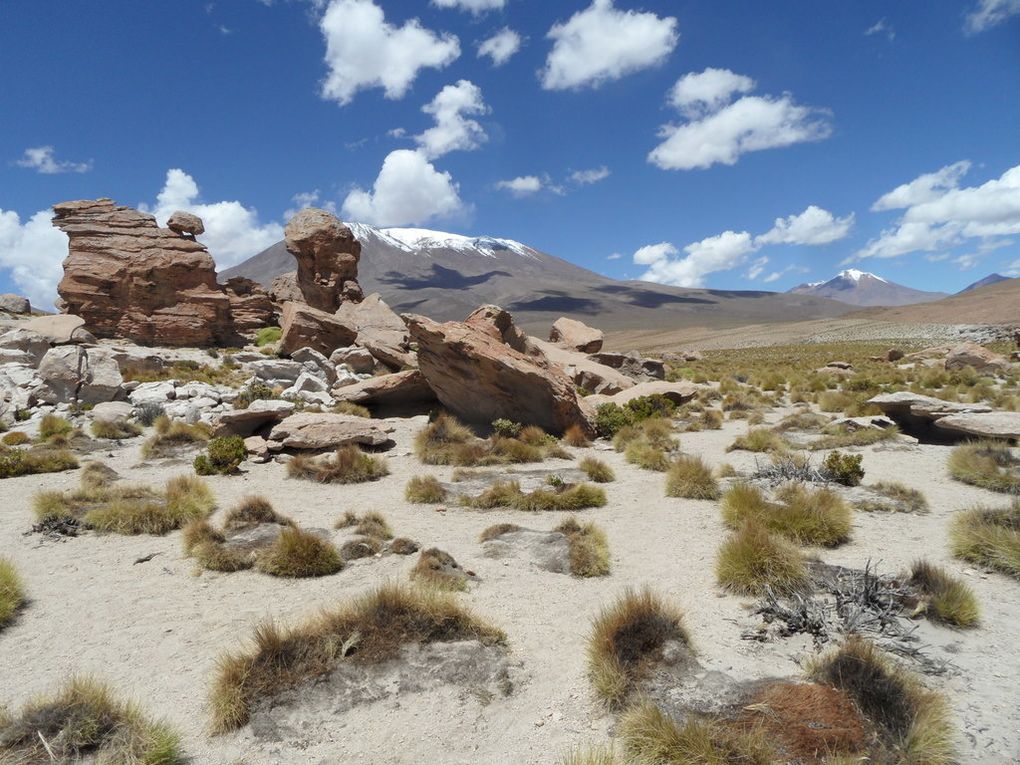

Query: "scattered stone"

xmin=244 ymin=435 xmax=271 ymax=462
xmin=549 ymin=317 xmax=603 ymax=353
xmin=91 ymin=401 xmax=134 ymax=423
xmin=330 ymin=346 xmax=377 ymax=374
xmin=166 ymin=210 xmax=205 ymax=237
xmin=279 ymin=302 xmax=358 ymax=358
xmin=266 ymin=412 xmax=393 ymax=451
xmin=0 ymin=294 xmax=31 ymax=314
xmin=128 ymin=381 xmax=177 ymax=406
xmin=284 ymin=208 xmax=362 ymax=311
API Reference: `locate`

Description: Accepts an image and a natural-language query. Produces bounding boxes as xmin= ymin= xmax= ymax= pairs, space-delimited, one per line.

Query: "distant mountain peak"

xmin=836 ymin=268 xmax=886 ymax=283
xmin=345 ymin=222 xmax=538 ymax=260
xmin=789 ymin=269 xmax=946 ymax=307
xmin=959 ymin=273 xmax=1010 ymax=293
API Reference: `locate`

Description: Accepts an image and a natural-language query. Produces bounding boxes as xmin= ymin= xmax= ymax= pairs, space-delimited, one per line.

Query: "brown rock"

xmin=549 ymin=317 xmax=603 ymax=353
xmin=334 ymin=293 xmax=415 ymax=369
xmin=166 ymin=211 xmax=205 ymax=237
xmin=23 ymin=314 xmax=92 ymax=345
xmin=52 ymin=199 xmax=239 ymax=347
xmin=266 ymin=412 xmax=393 ymax=451
xmin=269 ymin=271 xmax=303 ymax=304
xmin=284 ymin=208 xmax=362 ymax=311
xmin=332 ymin=369 xmax=436 ymax=406
xmin=527 ymin=338 xmax=633 ymax=395
xmin=223 ymin=277 xmax=276 ymax=334
xmin=279 ymin=301 xmax=358 ymax=357
xmin=405 ymin=311 xmax=593 ymax=435
xmin=0 ymin=294 xmax=30 ymax=314
xmin=465 ymin=305 xmax=528 ymax=353
xmin=945 ymin=342 xmax=1011 ymax=374
xmin=214 ymin=399 xmax=296 ymax=437
xmin=886 ymin=348 xmax=904 ymax=362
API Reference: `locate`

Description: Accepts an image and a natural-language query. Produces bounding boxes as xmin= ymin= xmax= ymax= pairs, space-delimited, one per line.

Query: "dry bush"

xmin=558 ymin=745 xmax=619 ymax=765
xmin=586 ymin=588 xmax=689 ymax=707
xmin=0 ymin=445 xmax=78 ymax=479
xmin=39 ymin=413 xmax=74 ymax=440
xmin=389 ymin=537 xmax=420 ymax=555
xmin=0 ymin=557 xmax=25 ymax=629
xmin=410 ymin=547 xmax=469 ymax=590
xmin=579 ymin=457 xmax=615 ymax=483
xmin=721 ymin=482 xmax=852 ymax=547
xmin=949 ymin=501 xmax=1020 ymax=578
xmin=255 ymin=527 xmax=344 ymax=578
xmin=666 ymin=455 xmax=719 ymax=499
xmin=286 ymin=445 xmax=389 ymax=484
xmin=332 ymin=401 xmax=371 ymax=418
xmin=908 ymin=560 xmax=979 ymax=628
xmin=773 ymin=411 xmax=830 ymax=432
xmin=91 ymin=419 xmax=142 ymax=440
xmin=624 ymin=439 xmax=672 ymax=472
xmin=354 ymin=511 xmax=393 ymax=540
xmin=209 ymin=583 xmax=505 ymax=732
xmin=857 ymin=481 xmax=930 ymax=514
xmin=613 ymin=418 xmax=676 ymax=452
xmin=0 ymin=676 xmax=184 ymax=764
xmin=223 ymin=495 xmax=289 ymax=529
xmin=563 ymin=424 xmax=591 ymax=447
xmin=405 ymin=475 xmax=447 ymax=503
xmin=716 ymin=521 xmax=809 ymax=596
xmin=478 ymin=523 xmax=524 ymax=542
xmin=1 ymin=431 xmax=29 ymax=446
xmin=554 ymin=517 xmax=610 ymax=577
xmin=467 ymin=479 xmax=606 ymax=511
xmin=807 ymin=638 xmax=954 ymax=765
xmin=947 ymin=441 xmax=1020 ymax=494
xmin=35 ymin=472 xmax=215 ymax=535
xmin=141 ymin=417 xmax=211 ymax=459
xmin=415 ymin=412 xmax=566 ymax=466
xmin=809 ymin=423 xmax=899 ymax=451
xmin=727 ymin=428 xmax=787 ymax=453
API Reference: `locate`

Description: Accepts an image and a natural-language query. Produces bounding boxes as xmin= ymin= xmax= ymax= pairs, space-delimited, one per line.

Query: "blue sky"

xmin=1 ymin=0 xmax=1019 ymax=309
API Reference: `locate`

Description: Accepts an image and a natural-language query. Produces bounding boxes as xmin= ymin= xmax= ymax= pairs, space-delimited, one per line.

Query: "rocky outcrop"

xmin=934 ymin=412 xmax=1020 ymax=441
xmin=334 ymin=293 xmax=415 ymax=370
xmin=279 ymin=302 xmax=359 ymax=357
xmin=214 ymin=399 xmax=296 ymax=437
xmin=52 ymin=199 xmax=239 ymax=347
xmin=284 ymin=208 xmax=362 ymax=312
xmin=589 ymin=351 xmax=666 ymax=381
xmin=36 ymin=345 xmax=123 ymax=405
xmin=223 ymin=277 xmax=276 ymax=334
xmin=269 ymin=272 xmax=303 ymax=304
xmin=867 ymin=391 xmax=1017 ymax=442
xmin=945 ymin=342 xmax=1012 ymax=375
xmin=465 ymin=305 xmax=528 ymax=353
xmin=527 ymin=338 xmax=633 ymax=395
xmin=166 ymin=211 xmax=204 ymax=237
xmin=0 ymin=294 xmax=30 ymax=314
xmin=585 ymin=380 xmax=698 ymax=409
xmin=266 ymin=412 xmax=393 ymax=451
xmin=332 ymin=370 xmax=436 ymax=406
xmin=23 ymin=315 xmax=95 ymax=345
xmin=405 ymin=311 xmax=593 ymax=435
xmin=549 ymin=317 xmax=603 ymax=353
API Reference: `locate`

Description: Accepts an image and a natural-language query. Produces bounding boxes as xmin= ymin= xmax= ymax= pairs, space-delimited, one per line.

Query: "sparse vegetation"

xmin=122 ymin=359 xmax=241 ymax=386
xmin=39 ymin=413 xmax=74 ymax=440
xmin=332 ymin=401 xmax=371 ymax=418
xmin=141 ymin=416 xmax=211 ymax=459
xmin=0 ymin=676 xmax=185 ymax=764
xmin=478 ymin=523 xmax=524 ymax=542
xmin=91 ymin=418 xmax=143 ymax=440
xmin=255 ymin=527 xmax=344 ymax=578
xmin=563 ymin=423 xmax=591 ymax=447
xmin=255 ymin=326 xmax=282 ymax=346
xmin=410 ymin=547 xmax=469 ymax=590
xmin=0 ymin=557 xmax=25 ymax=629
xmin=579 ymin=456 xmax=615 ymax=483
xmin=727 ymin=427 xmax=787 ymax=453
xmin=0 ymin=445 xmax=78 ymax=480
xmin=857 ymin=481 xmax=929 ymax=513
xmin=405 ymin=475 xmax=447 ymax=503
xmin=665 ymin=455 xmax=719 ymax=499
xmin=415 ymin=412 xmax=568 ymax=466
xmin=716 ymin=521 xmax=809 ymax=596
xmin=908 ymin=560 xmax=979 ymax=628
xmin=809 ymin=423 xmax=899 ymax=450
xmin=554 ymin=517 xmax=610 ymax=577
xmin=286 ymin=445 xmax=389 ymax=483
xmin=491 ymin=418 xmax=522 ymax=438
xmin=586 ymin=588 xmax=689 ymax=707
xmin=949 ymin=500 xmax=1020 ymax=578
xmin=194 ymin=435 xmax=247 ymax=475
xmin=135 ymin=401 xmax=166 ymax=426
xmin=821 ymin=450 xmax=865 ymax=487
xmin=209 ymin=582 xmax=505 ymax=732
xmin=467 ymin=479 xmax=606 ymax=511
xmin=948 ymin=441 xmax=1020 ymax=494
xmin=233 ymin=380 xmax=278 ymax=410
xmin=721 ymin=482 xmax=852 ymax=547
xmin=1 ymin=431 xmax=29 ymax=446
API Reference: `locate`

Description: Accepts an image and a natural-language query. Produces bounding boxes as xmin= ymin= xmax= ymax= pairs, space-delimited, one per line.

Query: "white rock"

xmin=129 ymin=381 xmax=177 ymax=405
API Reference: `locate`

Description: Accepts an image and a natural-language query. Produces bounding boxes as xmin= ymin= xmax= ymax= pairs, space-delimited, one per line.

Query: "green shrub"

xmin=594 ymin=403 xmax=634 ymax=439
xmin=625 ymin=394 xmax=676 ymax=421
xmin=255 ymin=326 xmax=282 ymax=346
xmin=491 ymin=418 xmax=522 ymax=438
xmin=194 ymin=435 xmax=247 ymax=475
xmin=39 ymin=413 xmax=74 ymax=440
xmin=233 ymin=381 xmax=278 ymax=410
xmin=822 ymin=450 xmax=865 ymax=486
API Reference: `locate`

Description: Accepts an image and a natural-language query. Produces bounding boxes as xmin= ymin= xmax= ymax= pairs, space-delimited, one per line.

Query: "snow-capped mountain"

xmin=345 ymin=223 xmax=539 ymax=261
xmin=789 ymin=269 xmax=948 ymax=307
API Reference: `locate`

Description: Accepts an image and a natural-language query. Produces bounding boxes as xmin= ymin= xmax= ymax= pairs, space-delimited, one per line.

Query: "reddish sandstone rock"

xmin=166 ymin=210 xmax=204 ymax=237
xmin=549 ymin=316 xmax=603 ymax=353
xmin=269 ymin=271 xmax=303 ymax=304
xmin=52 ymin=199 xmax=239 ymax=347
xmin=223 ymin=276 xmax=276 ymax=334
xmin=464 ymin=304 xmax=529 ymax=352
xmin=279 ymin=301 xmax=358 ymax=357
xmin=284 ymin=208 xmax=363 ymax=311
xmin=335 ymin=293 xmax=415 ymax=370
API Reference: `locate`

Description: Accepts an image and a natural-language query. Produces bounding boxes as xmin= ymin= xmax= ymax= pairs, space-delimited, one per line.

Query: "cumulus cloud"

xmin=855 ymin=162 xmax=1020 ymax=260
xmin=569 ymin=166 xmax=610 ymax=185
xmin=495 ymin=175 xmax=544 ymax=197
xmin=414 ymin=80 xmax=489 ymax=159
xmin=343 ymin=149 xmax=464 ymax=225
xmin=477 ymin=27 xmax=522 ymax=66
xmin=319 ymin=0 xmax=460 ymax=106
xmin=14 ymin=146 xmax=92 ymax=174
xmin=0 ymin=209 xmax=68 ymax=309
xmin=432 ymin=0 xmax=505 ymax=15
xmin=965 ymin=0 xmax=1020 ymax=33
xmin=541 ymin=0 xmax=678 ymax=91
xmin=649 ymin=69 xmax=832 ymax=171
xmin=755 ymin=205 xmax=855 ymax=246
xmin=633 ymin=242 xmax=678 ymax=265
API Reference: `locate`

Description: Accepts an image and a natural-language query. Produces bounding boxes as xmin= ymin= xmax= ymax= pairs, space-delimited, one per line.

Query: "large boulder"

xmin=36 ymin=345 xmax=123 ymax=405
xmin=934 ymin=412 xmax=1020 ymax=441
xmin=214 ymin=399 xmax=296 ymax=437
xmin=223 ymin=277 xmax=276 ymax=334
xmin=465 ymin=305 xmax=528 ymax=353
xmin=585 ymin=380 xmax=698 ymax=409
xmin=0 ymin=328 xmax=50 ymax=366
xmin=549 ymin=317 xmax=603 ymax=353
xmin=589 ymin=350 xmax=666 ymax=381
xmin=527 ymin=338 xmax=633 ymax=395
xmin=284 ymin=208 xmax=362 ymax=311
xmin=332 ymin=370 xmax=437 ymax=406
xmin=0 ymin=294 xmax=31 ymax=314
xmin=279 ymin=302 xmax=358 ymax=357
xmin=23 ymin=315 xmax=94 ymax=345
xmin=868 ymin=391 xmax=998 ymax=441
xmin=52 ymin=199 xmax=239 ymax=346
xmin=945 ymin=342 xmax=1012 ymax=375
xmin=334 ymin=293 xmax=415 ymax=370
xmin=405 ymin=312 xmax=593 ymax=435
xmin=166 ymin=211 xmax=205 ymax=237
xmin=266 ymin=412 xmax=393 ymax=451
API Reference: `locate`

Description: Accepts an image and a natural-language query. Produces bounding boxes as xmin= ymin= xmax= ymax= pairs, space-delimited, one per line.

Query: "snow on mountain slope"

xmin=346 ymin=222 xmax=539 ymax=260
xmin=789 ymin=269 xmax=946 ymax=307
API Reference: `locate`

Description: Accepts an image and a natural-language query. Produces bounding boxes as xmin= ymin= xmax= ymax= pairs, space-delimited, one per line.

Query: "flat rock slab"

xmin=586 ymin=380 xmax=698 ymax=408
xmin=482 ymin=529 xmax=571 ymax=574
xmin=266 ymin=412 xmax=393 ymax=451
xmin=215 ymin=399 xmax=296 ymax=437
xmin=332 ymin=369 xmax=436 ymax=405
xmin=444 ymin=467 xmax=587 ymax=500
xmin=934 ymin=412 xmax=1020 ymax=440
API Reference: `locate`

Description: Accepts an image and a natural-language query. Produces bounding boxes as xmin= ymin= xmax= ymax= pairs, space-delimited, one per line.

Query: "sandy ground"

xmin=2 ymin=409 xmax=1019 ymax=764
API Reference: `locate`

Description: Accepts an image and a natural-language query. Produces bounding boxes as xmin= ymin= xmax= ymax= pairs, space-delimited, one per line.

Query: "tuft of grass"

xmin=808 ymin=638 xmax=955 ymax=765
xmin=721 ymin=482 xmax=852 ymax=547
xmin=727 ymin=428 xmax=787 ymax=453
xmin=558 ymin=745 xmax=619 ymax=765
xmin=39 ymin=413 xmax=74 ymax=440
xmin=947 ymin=441 xmax=1020 ymax=494
xmin=1 ymin=431 xmax=29 ymax=446
xmin=809 ymin=423 xmax=899 ymax=451
xmin=478 ymin=523 xmax=524 ymax=542
xmin=255 ymin=326 xmax=282 ymax=346
xmin=209 ymin=582 xmax=505 ymax=732
xmin=410 ymin=547 xmax=469 ymax=590
xmin=223 ymin=495 xmax=289 ymax=529
xmin=624 ymin=439 xmax=672 ymax=472
xmin=332 ymin=401 xmax=371 ymax=418
xmin=716 ymin=521 xmax=809 ymax=596
xmin=586 ymin=588 xmax=689 ymax=707
xmin=619 ymin=702 xmax=775 ymax=765
xmin=194 ymin=435 xmax=246 ymax=475
xmin=579 ymin=456 xmax=615 ymax=483
xmin=467 ymin=479 xmax=607 ymax=511
xmin=389 ymin=537 xmax=420 ymax=555
xmin=141 ymin=418 xmax=211 ymax=459
xmin=907 ymin=560 xmax=979 ymax=628
xmin=0 ymin=557 xmax=25 ymax=629
xmin=286 ymin=445 xmax=389 ymax=484
xmin=949 ymin=500 xmax=1020 ymax=578
xmin=554 ymin=517 xmax=610 ymax=577
xmin=0 ymin=445 xmax=78 ymax=479
xmin=91 ymin=419 xmax=142 ymax=440
xmin=82 ymin=475 xmax=215 ymax=535
xmin=254 ymin=527 xmax=344 ymax=578
xmin=405 ymin=475 xmax=447 ymax=503
xmin=0 ymin=676 xmax=184 ymax=764
xmin=563 ymin=424 xmax=591 ymax=448
xmin=354 ymin=511 xmax=393 ymax=540
xmin=415 ymin=412 xmax=567 ymax=467
xmin=857 ymin=481 xmax=930 ymax=514
xmin=665 ymin=455 xmax=719 ymax=499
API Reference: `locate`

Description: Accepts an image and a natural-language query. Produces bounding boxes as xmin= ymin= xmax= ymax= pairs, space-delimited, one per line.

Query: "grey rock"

xmin=0 ymin=294 xmax=31 ymax=314
xmin=36 ymin=346 xmax=123 ymax=405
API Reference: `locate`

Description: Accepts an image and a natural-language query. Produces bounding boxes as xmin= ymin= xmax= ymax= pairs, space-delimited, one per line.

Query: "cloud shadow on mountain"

xmin=592 ymin=284 xmax=716 ymax=307
xmin=506 ymin=293 xmax=603 ymax=314
xmin=376 ymin=265 xmax=513 ymax=291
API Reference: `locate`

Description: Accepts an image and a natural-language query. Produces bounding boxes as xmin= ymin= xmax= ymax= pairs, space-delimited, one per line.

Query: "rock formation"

xmin=223 ymin=277 xmax=276 ymax=334
xmin=53 ymin=199 xmax=239 ymax=347
xmin=549 ymin=317 xmax=603 ymax=353
xmin=284 ymin=208 xmax=363 ymax=311
xmin=0 ymin=294 xmax=30 ymax=314
xmin=868 ymin=391 xmax=1020 ymax=441
xmin=166 ymin=211 xmax=204 ymax=237
xmin=945 ymin=341 xmax=1012 ymax=375
xmin=334 ymin=293 xmax=414 ymax=369
xmin=278 ymin=302 xmax=359 ymax=357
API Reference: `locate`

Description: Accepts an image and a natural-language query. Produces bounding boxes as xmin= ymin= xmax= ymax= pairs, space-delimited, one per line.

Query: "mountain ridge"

xmin=788 ymin=269 xmax=947 ymax=307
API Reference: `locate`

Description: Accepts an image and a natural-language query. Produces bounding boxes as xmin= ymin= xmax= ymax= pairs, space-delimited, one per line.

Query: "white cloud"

xmin=633 ymin=242 xmax=678 ymax=265
xmin=1005 ymin=259 xmax=1020 ymax=277
xmin=477 ymin=27 xmax=522 ymax=66
xmin=284 ymin=190 xmax=337 ymax=221
xmin=864 ymin=18 xmax=895 ymax=41
xmin=965 ymin=0 xmax=1020 ymax=33
xmin=763 ymin=271 xmax=783 ymax=283
xmin=495 ymin=175 xmax=544 ymax=197
xmin=756 ymin=205 xmax=854 ymax=246
xmin=856 ymin=162 xmax=1020 ymax=260
xmin=667 ymin=68 xmax=754 ymax=118
xmin=432 ymin=0 xmax=505 ymax=15
xmin=15 ymin=146 xmax=92 ymax=174
xmin=319 ymin=0 xmax=460 ymax=106
xmin=745 ymin=256 xmax=769 ymax=280
xmin=541 ymin=0 xmax=678 ymax=91
xmin=649 ymin=71 xmax=832 ymax=171
xmin=142 ymin=169 xmax=284 ymax=269
xmin=414 ymin=80 xmax=489 ymax=159
xmin=871 ymin=161 xmax=971 ymax=211
xmin=0 ymin=209 xmax=69 ymax=309
xmin=569 ymin=166 xmax=610 ymax=185
xmin=637 ymin=231 xmax=756 ymax=288
xmin=343 ymin=149 xmax=463 ymax=225
xmin=606 ymin=252 xmax=623 ymax=260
